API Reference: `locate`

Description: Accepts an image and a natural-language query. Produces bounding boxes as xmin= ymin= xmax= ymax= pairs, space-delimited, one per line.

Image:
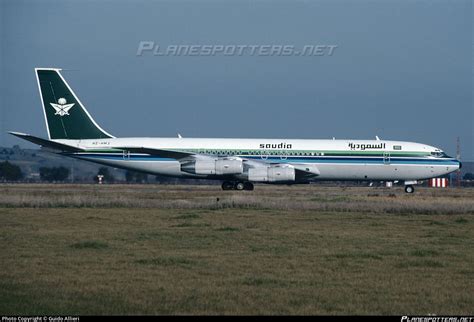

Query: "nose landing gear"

xmin=404 ymin=185 xmax=415 ymax=193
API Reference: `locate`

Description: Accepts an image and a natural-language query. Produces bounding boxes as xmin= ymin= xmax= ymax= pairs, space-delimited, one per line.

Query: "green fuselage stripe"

xmin=82 ymin=148 xmax=430 ymax=158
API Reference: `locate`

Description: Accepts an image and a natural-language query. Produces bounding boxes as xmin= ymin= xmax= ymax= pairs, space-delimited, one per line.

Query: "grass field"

xmin=0 ymin=184 xmax=473 ymax=315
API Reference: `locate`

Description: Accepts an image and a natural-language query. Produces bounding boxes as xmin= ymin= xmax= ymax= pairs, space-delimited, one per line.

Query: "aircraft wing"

xmin=116 ymin=147 xmax=195 ymax=159
xmin=115 ymin=147 xmax=320 ymax=178
xmin=8 ymin=132 xmax=83 ymax=152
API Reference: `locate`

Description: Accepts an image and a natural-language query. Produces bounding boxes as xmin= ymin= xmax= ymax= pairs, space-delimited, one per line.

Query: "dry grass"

xmin=0 ymin=184 xmax=473 ymax=315
xmin=0 ymin=184 xmax=472 ymax=215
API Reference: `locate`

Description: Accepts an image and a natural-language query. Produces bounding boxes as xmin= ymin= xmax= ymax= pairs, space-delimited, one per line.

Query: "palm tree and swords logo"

xmin=50 ymin=97 xmax=75 ymax=116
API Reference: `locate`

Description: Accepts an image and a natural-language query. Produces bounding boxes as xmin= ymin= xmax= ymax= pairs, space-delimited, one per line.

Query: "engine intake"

xmin=181 ymin=159 xmax=243 ymax=175
xmin=248 ymin=165 xmax=295 ymax=182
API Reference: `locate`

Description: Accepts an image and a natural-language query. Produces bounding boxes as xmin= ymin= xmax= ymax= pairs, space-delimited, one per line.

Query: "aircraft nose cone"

xmin=458 ymin=160 xmax=462 ymax=169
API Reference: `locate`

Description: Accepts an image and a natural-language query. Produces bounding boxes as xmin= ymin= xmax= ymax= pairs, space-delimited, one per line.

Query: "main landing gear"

xmin=222 ymin=181 xmax=254 ymax=191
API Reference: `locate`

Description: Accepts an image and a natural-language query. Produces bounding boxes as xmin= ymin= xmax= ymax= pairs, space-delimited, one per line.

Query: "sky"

xmin=1 ymin=0 xmax=472 ymax=160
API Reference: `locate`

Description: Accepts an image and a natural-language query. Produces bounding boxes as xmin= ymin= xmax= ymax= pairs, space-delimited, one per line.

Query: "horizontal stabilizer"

xmin=8 ymin=132 xmax=83 ymax=152
xmin=116 ymin=147 xmax=194 ymax=159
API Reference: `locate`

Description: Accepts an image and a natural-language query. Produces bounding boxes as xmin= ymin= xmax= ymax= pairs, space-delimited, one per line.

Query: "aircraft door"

xmin=123 ymin=150 xmax=130 ymax=160
xmin=383 ymin=152 xmax=391 ymax=164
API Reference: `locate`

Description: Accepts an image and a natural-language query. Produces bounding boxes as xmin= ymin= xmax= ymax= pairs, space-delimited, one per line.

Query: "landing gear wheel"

xmin=222 ymin=181 xmax=234 ymax=190
xmin=243 ymin=182 xmax=254 ymax=191
xmin=222 ymin=181 xmax=254 ymax=191
xmin=405 ymin=185 xmax=415 ymax=193
xmin=235 ymin=182 xmax=245 ymax=191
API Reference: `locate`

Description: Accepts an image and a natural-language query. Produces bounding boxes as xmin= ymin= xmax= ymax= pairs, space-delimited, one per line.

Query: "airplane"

xmin=10 ymin=68 xmax=461 ymax=193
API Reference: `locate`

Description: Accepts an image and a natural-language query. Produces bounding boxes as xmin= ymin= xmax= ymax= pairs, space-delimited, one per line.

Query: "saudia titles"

xmin=348 ymin=142 xmax=386 ymax=150
xmin=259 ymin=143 xmax=293 ymax=149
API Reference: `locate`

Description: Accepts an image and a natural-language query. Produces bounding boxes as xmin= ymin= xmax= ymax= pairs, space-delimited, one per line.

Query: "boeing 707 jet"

xmin=10 ymin=68 xmax=461 ymax=193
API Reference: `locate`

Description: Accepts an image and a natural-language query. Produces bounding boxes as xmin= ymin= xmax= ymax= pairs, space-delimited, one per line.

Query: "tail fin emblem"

xmin=50 ymin=98 xmax=75 ymax=116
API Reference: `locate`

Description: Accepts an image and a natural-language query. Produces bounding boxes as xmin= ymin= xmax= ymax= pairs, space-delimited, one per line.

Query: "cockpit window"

xmin=430 ymin=151 xmax=450 ymax=158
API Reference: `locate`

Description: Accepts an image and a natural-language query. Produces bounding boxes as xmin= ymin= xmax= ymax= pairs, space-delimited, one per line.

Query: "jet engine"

xmin=181 ymin=159 xmax=243 ymax=175
xmin=248 ymin=165 xmax=295 ymax=182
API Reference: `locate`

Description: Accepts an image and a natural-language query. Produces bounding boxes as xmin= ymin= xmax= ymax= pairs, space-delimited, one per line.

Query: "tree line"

xmin=0 ymin=161 xmax=153 ymax=183
xmin=0 ymin=161 xmax=71 ymax=182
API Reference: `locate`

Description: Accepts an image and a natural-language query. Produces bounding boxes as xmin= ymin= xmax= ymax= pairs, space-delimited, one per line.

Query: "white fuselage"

xmin=56 ymin=137 xmax=461 ymax=182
